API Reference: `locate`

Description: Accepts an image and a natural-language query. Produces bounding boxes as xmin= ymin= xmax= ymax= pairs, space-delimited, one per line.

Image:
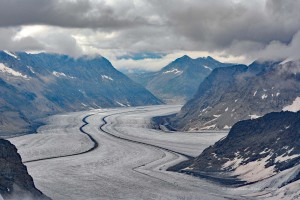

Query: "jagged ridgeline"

xmin=170 ymin=60 xmax=300 ymax=131
xmin=0 ymin=51 xmax=162 ymax=136
xmin=126 ymin=55 xmax=234 ymax=104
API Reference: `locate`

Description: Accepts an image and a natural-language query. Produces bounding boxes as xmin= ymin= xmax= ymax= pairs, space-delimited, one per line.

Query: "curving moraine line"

xmin=24 ymin=114 xmax=99 ymax=163
xmin=98 ymin=113 xmax=195 ymax=186
xmin=99 ymin=113 xmax=194 ymax=160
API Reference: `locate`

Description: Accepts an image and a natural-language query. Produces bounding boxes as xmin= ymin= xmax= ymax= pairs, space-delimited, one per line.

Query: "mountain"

xmin=182 ymin=111 xmax=300 ymax=199
xmin=169 ymin=60 xmax=300 ymax=131
xmin=127 ymin=55 xmax=233 ymax=103
xmin=0 ymin=139 xmax=50 ymax=200
xmin=0 ymin=51 xmax=162 ymax=136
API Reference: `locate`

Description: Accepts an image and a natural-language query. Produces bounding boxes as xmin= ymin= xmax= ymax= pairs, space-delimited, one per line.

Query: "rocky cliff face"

xmin=127 ymin=55 xmax=233 ymax=103
xmin=0 ymin=51 xmax=162 ymax=136
xmin=0 ymin=139 xmax=50 ymax=200
xmin=170 ymin=60 xmax=300 ymax=131
xmin=185 ymin=111 xmax=300 ymax=184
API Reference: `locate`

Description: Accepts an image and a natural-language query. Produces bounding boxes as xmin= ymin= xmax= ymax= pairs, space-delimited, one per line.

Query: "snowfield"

xmin=7 ymin=105 xmax=295 ymax=200
xmin=283 ymin=96 xmax=300 ymax=112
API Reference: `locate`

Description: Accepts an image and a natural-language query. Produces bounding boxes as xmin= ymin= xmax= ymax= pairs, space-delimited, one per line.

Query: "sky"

xmin=0 ymin=0 xmax=300 ymax=71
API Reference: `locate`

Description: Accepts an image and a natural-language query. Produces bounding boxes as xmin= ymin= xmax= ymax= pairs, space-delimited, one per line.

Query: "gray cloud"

xmin=158 ymin=0 xmax=300 ymax=52
xmin=0 ymin=0 xmax=154 ymax=29
xmin=0 ymin=28 xmax=44 ymax=51
xmin=0 ymin=27 xmax=81 ymax=57
xmin=0 ymin=0 xmax=300 ymax=62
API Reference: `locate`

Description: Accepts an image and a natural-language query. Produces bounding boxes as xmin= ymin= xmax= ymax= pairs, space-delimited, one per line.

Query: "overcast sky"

xmin=0 ymin=0 xmax=300 ymax=71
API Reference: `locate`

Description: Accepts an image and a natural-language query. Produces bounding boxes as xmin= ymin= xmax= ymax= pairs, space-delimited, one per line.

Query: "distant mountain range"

xmin=126 ymin=55 xmax=233 ymax=103
xmin=0 ymin=51 xmax=161 ymax=136
xmin=183 ymin=111 xmax=300 ymax=199
xmin=169 ymin=60 xmax=300 ymax=131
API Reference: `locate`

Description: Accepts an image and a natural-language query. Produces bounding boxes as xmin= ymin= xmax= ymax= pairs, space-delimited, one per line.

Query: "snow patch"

xmin=285 ymin=125 xmax=290 ymax=129
xmin=275 ymin=153 xmax=300 ymax=163
xmin=234 ymin=155 xmax=275 ymax=182
xmin=53 ymin=71 xmax=75 ymax=79
xmin=0 ymin=63 xmax=29 ymax=79
xmin=259 ymin=148 xmax=271 ymax=155
xmin=283 ymin=97 xmax=300 ymax=112
xmin=53 ymin=71 xmax=67 ymax=77
xmin=225 ymin=107 xmax=228 ymax=112
xmin=27 ymin=66 xmax=35 ymax=74
xmin=222 ymin=156 xmax=244 ymax=169
xmin=212 ymin=153 xmax=218 ymax=158
xmin=101 ymin=75 xmax=113 ymax=81
xmin=4 ymin=50 xmax=19 ymax=59
xmin=261 ymin=94 xmax=268 ymax=99
xmin=287 ymin=148 xmax=294 ymax=154
xmin=116 ymin=101 xmax=126 ymax=107
xmin=200 ymin=124 xmax=216 ymax=130
xmin=201 ymin=106 xmax=211 ymax=112
xmin=163 ymin=68 xmax=182 ymax=75
xmin=223 ymin=125 xmax=231 ymax=129
xmin=253 ymin=91 xmax=257 ymax=96
xmin=249 ymin=114 xmax=261 ymax=119
xmin=203 ymin=65 xmax=212 ymax=71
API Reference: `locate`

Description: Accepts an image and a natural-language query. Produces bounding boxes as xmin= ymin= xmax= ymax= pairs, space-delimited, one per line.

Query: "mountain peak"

xmin=171 ymin=55 xmax=192 ymax=64
xmin=178 ymin=55 xmax=192 ymax=60
xmin=248 ymin=60 xmax=282 ymax=75
xmin=206 ymin=56 xmax=215 ymax=61
xmin=181 ymin=54 xmax=191 ymax=59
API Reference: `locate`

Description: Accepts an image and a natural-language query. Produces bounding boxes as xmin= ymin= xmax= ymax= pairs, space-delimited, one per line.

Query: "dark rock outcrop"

xmin=0 ymin=139 xmax=50 ymax=200
xmin=186 ymin=111 xmax=300 ymax=184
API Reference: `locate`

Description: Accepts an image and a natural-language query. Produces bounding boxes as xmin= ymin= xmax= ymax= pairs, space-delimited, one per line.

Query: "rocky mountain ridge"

xmin=183 ymin=111 xmax=300 ymax=199
xmin=0 ymin=51 xmax=161 ymax=136
xmin=170 ymin=60 xmax=300 ymax=131
xmin=127 ymin=55 xmax=233 ymax=103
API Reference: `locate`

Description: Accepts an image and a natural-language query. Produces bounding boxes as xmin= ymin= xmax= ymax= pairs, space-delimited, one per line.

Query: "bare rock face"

xmin=126 ymin=55 xmax=233 ymax=104
xmin=0 ymin=51 xmax=162 ymax=137
xmin=170 ymin=60 xmax=300 ymax=131
xmin=186 ymin=111 xmax=300 ymax=184
xmin=0 ymin=139 xmax=50 ymax=200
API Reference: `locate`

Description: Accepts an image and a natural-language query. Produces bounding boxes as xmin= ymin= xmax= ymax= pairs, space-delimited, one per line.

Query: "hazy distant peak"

xmin=175 ymin=55 xmax=192 ymax=62
xmin=205 ymin=56 xmax=215 ymax=61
